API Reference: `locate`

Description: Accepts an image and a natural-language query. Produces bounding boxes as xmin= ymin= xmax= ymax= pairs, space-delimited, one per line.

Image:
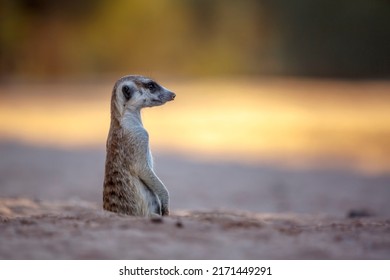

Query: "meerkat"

xmin=103 ymin=75 xmax=175 ymax=217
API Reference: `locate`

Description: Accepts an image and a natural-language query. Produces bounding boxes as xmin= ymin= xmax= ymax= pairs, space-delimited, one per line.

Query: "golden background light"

xmin=1 ymin=79 xmax=389 ymax=174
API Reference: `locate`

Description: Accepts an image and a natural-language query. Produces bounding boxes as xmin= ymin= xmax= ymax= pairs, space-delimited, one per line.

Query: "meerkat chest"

xmin=132 ymin=127 xmax=153 ymax=169
xmin=120 ymin=112 xmax=155 ymax=169
xmin=121 ymin=125 xmax=154 ymax=169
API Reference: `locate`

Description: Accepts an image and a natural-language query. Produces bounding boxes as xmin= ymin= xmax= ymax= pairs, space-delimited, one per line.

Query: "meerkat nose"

xmin=172 ymin=93 xmax=176 ymax=100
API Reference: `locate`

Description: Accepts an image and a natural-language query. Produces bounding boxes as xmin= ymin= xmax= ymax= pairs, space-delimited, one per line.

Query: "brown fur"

xmin=103 ymin=75 xmax=175 ymax=216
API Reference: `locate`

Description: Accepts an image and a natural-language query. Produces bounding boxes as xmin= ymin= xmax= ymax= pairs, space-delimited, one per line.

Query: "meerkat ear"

xmin=122 ymin=85 xmax=133 ymax=100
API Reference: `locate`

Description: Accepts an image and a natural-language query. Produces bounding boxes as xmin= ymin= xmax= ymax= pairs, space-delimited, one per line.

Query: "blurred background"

xmin=1 ymin=0 xmax=390 ymax=79
xmin=0 ymin=0 xmax=389 ymax=216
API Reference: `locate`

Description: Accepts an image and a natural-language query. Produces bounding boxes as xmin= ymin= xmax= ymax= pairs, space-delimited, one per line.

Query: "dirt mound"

xmin=1 ymin=197 xmax=389 ymax=259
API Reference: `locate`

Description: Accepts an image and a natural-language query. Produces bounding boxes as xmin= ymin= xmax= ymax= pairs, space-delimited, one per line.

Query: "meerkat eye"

xmin=146 ymin=82 xmax=157 ymax=92
xmin=122 ymin=85 xmax=132 ymax=100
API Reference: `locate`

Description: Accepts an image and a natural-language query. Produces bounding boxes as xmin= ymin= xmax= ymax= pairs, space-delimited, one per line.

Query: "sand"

xmin=0 ymin=142 xmax=389 ymax=259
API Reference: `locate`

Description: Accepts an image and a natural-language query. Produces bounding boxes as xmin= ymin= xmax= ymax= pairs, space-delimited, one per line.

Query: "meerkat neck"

xmin=122 ymin=108 xmax=144 ymax=129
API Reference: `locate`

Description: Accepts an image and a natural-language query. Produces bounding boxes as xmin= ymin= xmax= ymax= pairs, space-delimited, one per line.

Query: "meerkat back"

xmin=103 ymin=75 xmax=175 ymax=217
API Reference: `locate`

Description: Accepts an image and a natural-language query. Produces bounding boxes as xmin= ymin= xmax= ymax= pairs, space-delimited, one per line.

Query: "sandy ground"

xmin=0 ymin=142 xmax=390 ymax=259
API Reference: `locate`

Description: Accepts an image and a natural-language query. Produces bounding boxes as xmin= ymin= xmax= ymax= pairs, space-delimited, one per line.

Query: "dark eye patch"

xmin=145 ymin=82 xmax=158 ymax=92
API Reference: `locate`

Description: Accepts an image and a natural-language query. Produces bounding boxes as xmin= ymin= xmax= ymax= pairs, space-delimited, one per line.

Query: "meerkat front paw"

xmin=162 ymin=205 xmax=170 ymax=216
xmin=160 ymin=190 xmax=170 ymax=216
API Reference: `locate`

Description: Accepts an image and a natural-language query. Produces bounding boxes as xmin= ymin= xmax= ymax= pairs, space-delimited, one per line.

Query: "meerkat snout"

xmin=103 ymin=75 xmax=175 ymax=217
xmin=168 ymin=92 xmax=176 ymax=101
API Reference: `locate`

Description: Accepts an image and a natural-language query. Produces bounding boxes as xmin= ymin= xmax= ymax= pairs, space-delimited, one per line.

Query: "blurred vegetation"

xmin=0 ymin=0 xmax=389 ymax=80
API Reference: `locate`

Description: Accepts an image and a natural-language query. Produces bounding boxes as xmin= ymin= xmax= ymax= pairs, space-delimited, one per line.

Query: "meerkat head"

xmin=112 ymin=75 xmax=176 ymax=117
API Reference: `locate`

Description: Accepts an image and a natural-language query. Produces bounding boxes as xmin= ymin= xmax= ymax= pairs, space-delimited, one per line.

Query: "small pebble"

xmin=150 ymin=216 xmax=163 ymax=223
xmin=347 ymin=209 xmax=373 ymax=219
xmin=175 ymin=220 xmax=184 ymax=228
